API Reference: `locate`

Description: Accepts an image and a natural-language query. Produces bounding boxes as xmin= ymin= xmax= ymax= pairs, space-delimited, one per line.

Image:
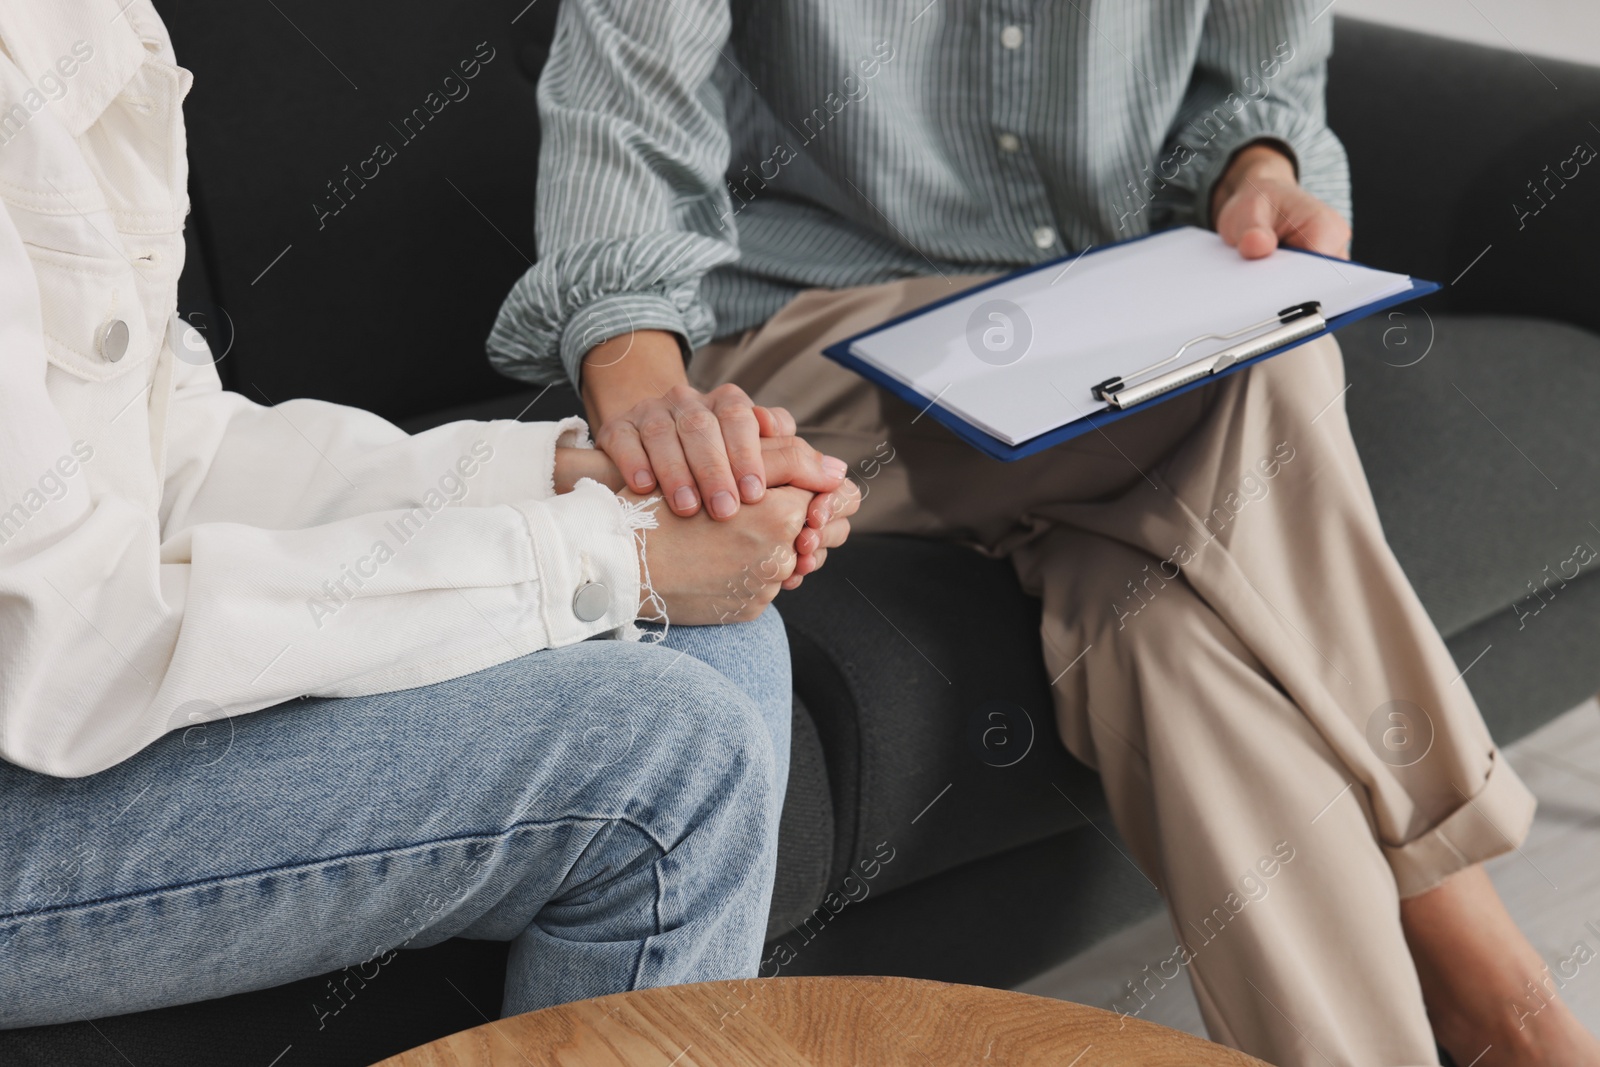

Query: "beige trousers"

xmin=692 ymin=276 xmax=1537 ymax=1067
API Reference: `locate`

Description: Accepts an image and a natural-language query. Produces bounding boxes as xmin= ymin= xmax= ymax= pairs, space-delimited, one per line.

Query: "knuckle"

xmin=638 ymin=414 xmax=677 ymax=440
xmin=717 ymin=402 xmax=756 ymax=428
xmin=679 ymin=410 xmax=720 ymax=438
xmin=609 ymin=432 xmax=644 ymax=457
xmin=777 ymin=441 xmax=810 ymax=467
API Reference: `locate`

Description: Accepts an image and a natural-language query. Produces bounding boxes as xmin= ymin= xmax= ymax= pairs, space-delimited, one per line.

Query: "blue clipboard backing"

xmin=819 ymin=234 xmax=1442 ymax=462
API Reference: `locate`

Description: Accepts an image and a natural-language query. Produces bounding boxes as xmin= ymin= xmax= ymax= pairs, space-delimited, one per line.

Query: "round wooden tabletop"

xmin=373 ymin=975 xmax=1266 ymax=1066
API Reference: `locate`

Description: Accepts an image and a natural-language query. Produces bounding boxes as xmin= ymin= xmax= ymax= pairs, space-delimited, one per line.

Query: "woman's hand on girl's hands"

xmin=554 ymin=441 xmax=861 ymax=618
xmin=555 ymin=436 xmax=860 ymax=582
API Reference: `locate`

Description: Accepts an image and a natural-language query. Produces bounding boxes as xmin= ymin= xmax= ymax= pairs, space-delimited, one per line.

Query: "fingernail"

xmin=710 ymin=490 xmax=737 ymax=519
xmin=632 ymin=470 xmax=654 ymax=491
xmin=822 ymin=456 xmax=848 ymax=478
xmin=740 ymin=474 xmax=763 ymax=500
xmin=673 ymin=486 xmax=697 ymax=512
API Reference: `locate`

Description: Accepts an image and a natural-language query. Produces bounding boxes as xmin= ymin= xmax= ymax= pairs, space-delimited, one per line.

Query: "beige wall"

xmin=1337 ymin=0 xmax=1600 ymax=67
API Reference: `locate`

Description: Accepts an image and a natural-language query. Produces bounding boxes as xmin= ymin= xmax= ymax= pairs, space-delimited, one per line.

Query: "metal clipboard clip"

xmin=1090 ymin=301 xmax=1325 ymax=411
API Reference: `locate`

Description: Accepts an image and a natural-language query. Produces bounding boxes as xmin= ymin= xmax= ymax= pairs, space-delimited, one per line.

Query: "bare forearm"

xmin=580 ymin=330 xmax=688 ymax=427
xmin=553 ymin=446 xmax=625 ymax=494
xmin=575 ymin=325 xmax=848 ymax=581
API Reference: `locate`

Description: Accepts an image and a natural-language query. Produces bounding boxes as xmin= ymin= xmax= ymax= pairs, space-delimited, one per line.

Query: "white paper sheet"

xmin=849 ymin=227 xmax=1414 ymax=445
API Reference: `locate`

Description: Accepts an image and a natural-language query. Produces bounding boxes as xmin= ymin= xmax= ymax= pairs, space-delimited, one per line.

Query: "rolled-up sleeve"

xmin=487 ymin=0 xmax=739 ymax=389
xmin=1162 ymin=0 xmax=1352 ymax=231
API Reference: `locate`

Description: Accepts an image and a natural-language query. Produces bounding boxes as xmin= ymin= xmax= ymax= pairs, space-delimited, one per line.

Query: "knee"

xmin=695 ymin=606 xmax=791 ymax=694
xmin=668 ymin=676 xmax=783 ymax=863
xmin=719 ymin=606 xmax=792 ymax=747
xmin=636 ymin=660 xmax=782 ymax=825
xmin=649 ymin=607 xmax=792 ymax=772
xmin=1252 ymin=331 xmax=1345 ymax=414
xmin=692 ymin=673 xmax=781 ymax=798
xmin=743 ymin=602 xmax=788 ymax=661
xmin=1064 ymin=543 xmax=1233 ymax=674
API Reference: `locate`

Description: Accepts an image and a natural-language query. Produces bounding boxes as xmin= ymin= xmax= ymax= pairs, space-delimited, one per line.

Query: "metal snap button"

xmin=99 ymin=319 xmax=130 ymax=363
xmin=572 ymin=581 xmax=611 ymax=623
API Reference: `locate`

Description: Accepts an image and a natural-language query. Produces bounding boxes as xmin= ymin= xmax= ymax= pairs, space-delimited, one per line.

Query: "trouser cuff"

xmin=1383 ymin=749 xmax=1537 ymax=899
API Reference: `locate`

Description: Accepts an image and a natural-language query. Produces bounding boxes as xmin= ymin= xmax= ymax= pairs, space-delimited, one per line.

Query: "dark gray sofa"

xmin=5 ymin=7 xmax=1598 ymax=1065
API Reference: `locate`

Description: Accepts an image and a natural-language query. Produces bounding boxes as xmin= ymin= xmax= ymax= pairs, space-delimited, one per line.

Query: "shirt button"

xmin=99 ymin=319 xmax=129 ymax=363
xmin=1000 ymin=24 xmax=1024 ymax=49
xmin=572 ymin=581 xmax=610 ymax=623
xmin=1032 ymin=225 xmax=1058 ymax=250
xmin=996 ymin=132 xmax=1021 ymax=153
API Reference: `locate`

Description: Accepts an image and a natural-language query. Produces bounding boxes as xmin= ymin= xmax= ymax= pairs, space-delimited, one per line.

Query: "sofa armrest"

xmin=776 ymin=535 xmax=1102 ymax=901
xmin=1330 ymin=18 xmax=1600 ymax=334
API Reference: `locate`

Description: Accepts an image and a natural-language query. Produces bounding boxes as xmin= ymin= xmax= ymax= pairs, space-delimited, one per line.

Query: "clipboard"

xmin=820 ymin=228 xmax=1441 ymax=462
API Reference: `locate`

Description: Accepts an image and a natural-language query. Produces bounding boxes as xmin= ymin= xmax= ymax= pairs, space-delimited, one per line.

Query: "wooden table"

xmin=374 ymin=975 xmax=1266 ymax=1066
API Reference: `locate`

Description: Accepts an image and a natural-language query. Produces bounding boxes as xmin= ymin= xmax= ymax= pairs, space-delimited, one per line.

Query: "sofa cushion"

xmin=776 ymin=536 xmax=1104 ymax=900
xmin=1342 ymin=313 xmax=1600 ymax=640
xmin=1340 ymin=312 xmax=1600 ymax=742
xmin=162 ymin=0 xmax=559 ymax=423
xmin=1330 ymin=20 xmax=1600 ymax=340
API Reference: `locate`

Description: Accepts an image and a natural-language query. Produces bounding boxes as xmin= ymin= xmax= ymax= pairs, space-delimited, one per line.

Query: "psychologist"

xmin=487 ymin=2 xmax=1600 ymax=1065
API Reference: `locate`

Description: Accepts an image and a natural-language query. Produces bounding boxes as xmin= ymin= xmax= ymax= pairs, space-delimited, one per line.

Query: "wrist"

xmin=1211 ymin=141 xmax=1298 ymax=219
xmin=580 ymin=329 xmax=691 ymax=427
xmin=616 ymin=487 xmax=664 ymax=619
xmin=553 ymin=447 xmax=626 ymax=494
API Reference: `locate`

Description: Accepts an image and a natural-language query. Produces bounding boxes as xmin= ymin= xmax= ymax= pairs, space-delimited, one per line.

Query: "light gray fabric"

xmin=765 ymin=697 xmax=835 ymax=940
xmin=1340 ymin=312 xmax=1600 ymax=743
xmin=488 ymin=0 xmax=1352 ymax=387
xmin=1341 ymin=313 xmax=1600 ymax=640
xmin=1443 ymin=577 xmax=1600 ymax=746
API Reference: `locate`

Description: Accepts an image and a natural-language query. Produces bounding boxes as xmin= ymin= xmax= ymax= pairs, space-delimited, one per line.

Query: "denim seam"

xmin=0 ymin=811 xmax=671 ymax=925
xmin=630 ymin=852 xmax=667 ymax=989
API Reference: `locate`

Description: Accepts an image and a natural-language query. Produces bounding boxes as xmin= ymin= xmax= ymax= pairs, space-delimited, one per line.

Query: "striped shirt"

xmin=488 ymin=0 xmax=1351 ymax=389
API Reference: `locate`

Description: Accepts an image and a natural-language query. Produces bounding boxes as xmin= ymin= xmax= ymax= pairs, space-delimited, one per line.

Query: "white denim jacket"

xmin=0 ymin=1 xmax=643 ymax=777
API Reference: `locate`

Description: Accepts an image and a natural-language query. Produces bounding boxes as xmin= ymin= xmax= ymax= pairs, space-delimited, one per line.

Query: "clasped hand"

xmin=555 ymin=436 xmax=860 ymax=624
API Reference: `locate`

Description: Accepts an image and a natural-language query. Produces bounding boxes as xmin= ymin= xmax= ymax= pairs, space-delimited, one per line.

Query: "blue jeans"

xmin=0 ymin=611 xmax=791 ymax=1028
